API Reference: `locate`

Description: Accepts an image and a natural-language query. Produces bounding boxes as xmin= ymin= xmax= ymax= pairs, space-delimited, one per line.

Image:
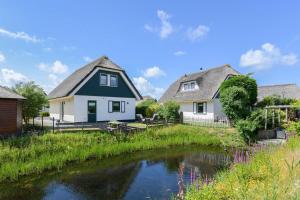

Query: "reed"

xmin=0 ymin=124 xmax=244 ymax=182
xmin=185 ymin=136 xmax=300 ymax=200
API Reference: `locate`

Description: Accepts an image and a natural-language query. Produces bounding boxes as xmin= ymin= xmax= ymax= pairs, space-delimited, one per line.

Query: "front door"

xmin=87 ymin=100 xmax=97 ymax=122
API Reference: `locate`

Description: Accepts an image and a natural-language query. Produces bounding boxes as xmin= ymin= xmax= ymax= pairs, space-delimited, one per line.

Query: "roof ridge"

xmin=181 ymin=64 xmax=232 ymax=79
xmin=259 ymin=83 xmax=297 ymax=88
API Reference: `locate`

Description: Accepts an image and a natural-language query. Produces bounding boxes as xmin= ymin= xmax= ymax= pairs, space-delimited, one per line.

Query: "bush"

xmin=236 ymin=119 xmax=259 ymax=143
xmin=220 ymin=86 xmax=251 ymax=123
xmin=157 ymin=101 xmax=180 ymax=121
xmin=145 ymin=103 xmax=160 ymax=118
xmin=285 ymin=121 xmax=300 ymax=135
xmin=256 ymin=95 xmax=296 ymax=108
xmin=136 ymin=99 xmax=157 ymax=117
xmin=220 ymin=75 xmax=257 ymax=106
xmin=235 ymin=109 xmax=266 ymax=142
xmin=40 ymin=111 xmax=50 ymax=117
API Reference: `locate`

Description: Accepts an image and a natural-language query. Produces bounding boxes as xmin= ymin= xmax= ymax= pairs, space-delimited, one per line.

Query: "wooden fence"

xmin=183 ymin=116 xmax=230 ymax=128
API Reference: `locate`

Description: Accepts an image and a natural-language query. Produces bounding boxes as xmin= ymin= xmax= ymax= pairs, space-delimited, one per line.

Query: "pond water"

xmin=0 ymin=146 xmax=232 ymax=200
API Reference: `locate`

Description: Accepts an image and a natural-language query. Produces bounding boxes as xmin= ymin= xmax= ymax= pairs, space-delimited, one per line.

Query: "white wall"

xmin=49 ymin=97 xmax=75 ymax=122
xmin=213 ymin=98 xmax=227 ymax=120
xmin=179 ymin=101 xmax=214 ymax=121
xmin=74 ymin=95 xmax=136 ymax=122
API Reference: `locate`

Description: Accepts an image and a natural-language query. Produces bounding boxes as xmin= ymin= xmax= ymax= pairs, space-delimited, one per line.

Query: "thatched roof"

xmin=0 ymin=86 xmax=25 ymax=99
xmin=258 ymin=84 xmax=300 ymax=100
xmin=48 ymin=56 xmax=142 ymax=100
xmin=159 ymin=64 xmax=240 ymax=103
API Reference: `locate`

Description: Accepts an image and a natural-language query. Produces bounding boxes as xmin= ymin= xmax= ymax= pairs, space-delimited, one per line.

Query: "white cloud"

xmin=133 ymin=76 xmax=164 ymax=98
xmin=240 ymin=43 xmax=298 ymax=70
xmin=186 ymin=25 xmax=210 ymax=41
xmin=174 ymin=51 xmax=186 ymax=56
xmin=37 ymin=60 xmax=68 ymax=74
xmin=0 ymin=52 xmax=5 ymax=63
xmin=144 ymin=10 xmax=174 ymax=39
xmin=144 ymin=24 xmax=154 ymax=32
xmin=0 ymin=68 xmax=29 ymax=86
xmin=83 ymin=56 xmax=93 ymax=62
xmin=143 ymin=66 xmax=165 ymax=78
xmin=48 ymin=74 xmax=62 ymax=86
xmin=43 ymin=47 xmax=52 ymax=52
xmin=0 ymin=27 xmax=41 ymax=43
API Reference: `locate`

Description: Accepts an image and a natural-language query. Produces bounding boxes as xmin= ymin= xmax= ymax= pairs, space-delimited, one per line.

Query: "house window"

xmin=112 ymin=101 xmax=120 ymax=112
xmin=110 ymin=75 xmax=118 ymax=87
xmin=191 ymin=82 xmax=195 ymax=89
xmin=182 ymin=81 xmax=197 ymax=91
xmin=197 ymin=103 xmax=205 ymax=113
xmin=193 ymin=102 xmax=207 ymax=114
xmin=100 ymin=74 xmax=108 ymax=86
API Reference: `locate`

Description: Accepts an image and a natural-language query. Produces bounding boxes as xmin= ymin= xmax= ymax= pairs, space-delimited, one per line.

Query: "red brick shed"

xmin=0 ymin=86 xmax=25 ymax=137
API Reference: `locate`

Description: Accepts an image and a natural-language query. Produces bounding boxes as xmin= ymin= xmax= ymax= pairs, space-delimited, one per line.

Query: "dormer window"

xmin=182 ymin=81 xmax=197 ymax=91
xmin=110 ymin=75 xmax=118 ymax=87
xmin=100 ymin=74 xmax=108 ymax=86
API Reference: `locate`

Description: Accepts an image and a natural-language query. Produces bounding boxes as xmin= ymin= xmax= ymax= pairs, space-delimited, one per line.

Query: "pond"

xmin=0 ymin=146 xmax=232 ymax=200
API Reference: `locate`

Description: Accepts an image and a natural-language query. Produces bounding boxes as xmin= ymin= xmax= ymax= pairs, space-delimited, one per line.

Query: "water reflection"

xmin=0 ymin=146 xmax=231 ymax=200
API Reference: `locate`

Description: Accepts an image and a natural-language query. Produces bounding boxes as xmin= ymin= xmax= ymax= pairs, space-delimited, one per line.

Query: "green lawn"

xmin=0 ymin=124 xmax=244 ymax=182
xmin=185 ymin=136 xmax=300 ymax=200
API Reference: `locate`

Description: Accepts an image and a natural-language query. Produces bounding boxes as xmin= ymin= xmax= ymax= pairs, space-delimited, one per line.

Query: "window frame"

xmin=100 ymin=73 xmax=108 ymax=86
xmin=112 ymin=101 xmax=121 ymax=112
xmin=193 ymin=102 xmax=207 ymax=114
xmin=110 ymin=74 xmax=118 ymax=87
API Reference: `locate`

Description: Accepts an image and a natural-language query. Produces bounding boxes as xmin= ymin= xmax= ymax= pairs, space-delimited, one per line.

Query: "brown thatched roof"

xmin=159 ymin=64 xmax=240 ymax=103
xmin=258 ymin=84 xmax=300 ymax=100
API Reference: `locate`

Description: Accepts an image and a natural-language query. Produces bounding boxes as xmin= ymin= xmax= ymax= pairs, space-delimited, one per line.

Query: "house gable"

xmin=75 ymin=69 xmax=136 ymax=98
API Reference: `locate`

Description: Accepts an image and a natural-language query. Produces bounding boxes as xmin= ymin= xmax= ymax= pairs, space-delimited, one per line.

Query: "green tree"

xmin=136 ymin=99 xmax=157 ymax=117
xmin=256 ymin=95 xmax=296 ymax=108
xmin=220 ymin=86 xmax=251 ymax=123
xmin=220 ymin=75 xmax=257 ymax=106
xmin=157 ymin=101 xmax=180 ymax=121
xmin=12 ymin=82 xmax=47 ymax=124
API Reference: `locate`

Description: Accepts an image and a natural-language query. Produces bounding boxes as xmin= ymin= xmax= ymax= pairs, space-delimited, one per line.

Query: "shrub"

xmin=40 ymin=111 xmax=50 ymax=117
xmin=220 ymin=86 xmax=251 ymax=123
xmin=235 ymin=109 xmax=263 ymax=142
xmin=157 ymin=101 xmax=180 ymax=121
xmin=136 ymin=99 xmax=157 ymax=117
xmin=145 ymin=103 xmax=160 ymax=118
xmin=256 ymin=95 xmax=296 ymax=108
xmin=236 ymin=119 xmax=259 ymax=142
xmin=285 ymin=121 xmax=300 ymax=135
xmin=220 ymin=75 xmax=257 ymax=106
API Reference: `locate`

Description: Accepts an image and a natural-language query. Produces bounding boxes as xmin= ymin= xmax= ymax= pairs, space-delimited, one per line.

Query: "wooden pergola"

xmin=264 ymin=105 xmax=293 ymax=130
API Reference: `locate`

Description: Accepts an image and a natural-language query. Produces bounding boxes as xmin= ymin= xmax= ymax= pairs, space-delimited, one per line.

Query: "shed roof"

xmin=0 ymin=86 xmax=25 ymax=99
xmin=257 ymin=84 xmax=300 ymax=100
xmin=159 ymin=64 xmax=240 ymax=103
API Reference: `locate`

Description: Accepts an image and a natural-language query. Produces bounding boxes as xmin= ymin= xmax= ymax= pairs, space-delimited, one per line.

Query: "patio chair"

xmin=136 ymin=114 xmax=146 ymax=123
xmin=148 ymin=113 xmax=159 ymax=124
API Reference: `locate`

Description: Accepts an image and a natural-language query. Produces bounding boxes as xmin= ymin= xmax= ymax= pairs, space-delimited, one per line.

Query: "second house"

xmin=48 ymin=56 xmax=142 ymax=122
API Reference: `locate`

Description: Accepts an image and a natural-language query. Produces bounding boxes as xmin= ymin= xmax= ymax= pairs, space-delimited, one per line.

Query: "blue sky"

xmin=0 ymin=1 xmax=300 ymax=98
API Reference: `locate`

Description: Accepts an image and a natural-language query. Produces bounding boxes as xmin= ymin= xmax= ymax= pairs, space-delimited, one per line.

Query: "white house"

xmin=159 ymin=65 xmax=240 ymax=122
xmin=48 ymin=56 xmax=142 ymax=122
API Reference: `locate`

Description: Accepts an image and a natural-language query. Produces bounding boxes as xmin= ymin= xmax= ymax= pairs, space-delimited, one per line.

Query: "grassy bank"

xmin=185 ymin=136 xmax=300 ymax=200
xmin=0 ymin=124 xmax=244 ymax=182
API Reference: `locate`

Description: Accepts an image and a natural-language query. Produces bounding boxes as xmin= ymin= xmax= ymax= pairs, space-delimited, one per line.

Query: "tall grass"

xmin=0 ymin=125 xmax=244 ymax=182
xmin=185 ymin=136 xmax=300 ymax=200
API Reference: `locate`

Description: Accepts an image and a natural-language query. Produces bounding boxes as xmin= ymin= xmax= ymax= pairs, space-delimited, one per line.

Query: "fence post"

xmin=52 ymin=117 xmax=55 ymax=133
xmin=41 ymin=115 xmax=44 ymax=132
